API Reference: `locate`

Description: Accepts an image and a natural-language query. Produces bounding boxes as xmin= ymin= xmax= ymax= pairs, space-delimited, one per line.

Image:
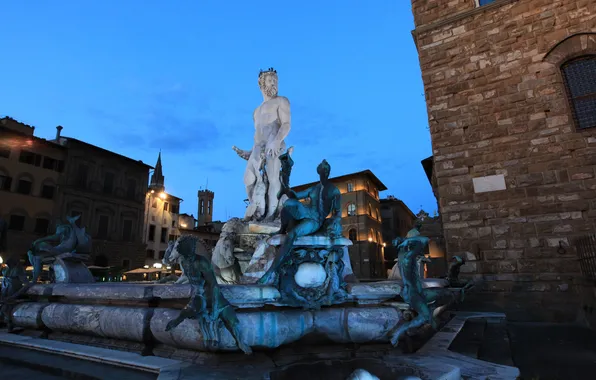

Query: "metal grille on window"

xmin=562 ymin=56 xmax=596 ymax=130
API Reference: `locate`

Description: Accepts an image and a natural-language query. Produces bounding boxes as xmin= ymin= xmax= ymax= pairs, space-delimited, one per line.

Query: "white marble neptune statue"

xmin=233 ymin=68 xmax=291 ymax=222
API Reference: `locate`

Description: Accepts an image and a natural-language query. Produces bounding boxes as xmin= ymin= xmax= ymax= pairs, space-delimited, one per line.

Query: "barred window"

xmin=561 ymin=56 xmax=596 ymax=130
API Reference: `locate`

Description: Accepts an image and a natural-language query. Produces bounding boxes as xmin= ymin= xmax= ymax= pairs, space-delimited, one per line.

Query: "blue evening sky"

xmin=0 ymin=1 xmax=435 ymax=221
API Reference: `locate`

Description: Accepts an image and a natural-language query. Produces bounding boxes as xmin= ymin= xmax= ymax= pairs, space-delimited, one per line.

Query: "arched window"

xmin=200 ymin=199 xmax=204 ymax=215
xmin=561 ymin=56 xmax=596 ymax=130
xmin=207 ymin=200 xmax=212 ymax=215
xmin=368 ymin=203 xmax=372 ymax=216
xmin=348 ymin=228 xmax=357 ymax=242
xmin=377 ymin=231 xmax=382 ymax=245
xmin=346 ymin=182 xmax=354 ymax=192
xmin=375 ymin=208 xmax=380 ymax=220
xmin=347 ymin=202 xmax=356 ymax=216
xmin=368 ymin=228 xmax=375 ymax=242
xmin=366 ymin=181 xmax=370 ymax=193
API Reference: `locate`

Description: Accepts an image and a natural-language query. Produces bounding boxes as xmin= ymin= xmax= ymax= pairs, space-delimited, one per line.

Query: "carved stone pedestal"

xmin=262 ymin=235 xmax=353 ymax=309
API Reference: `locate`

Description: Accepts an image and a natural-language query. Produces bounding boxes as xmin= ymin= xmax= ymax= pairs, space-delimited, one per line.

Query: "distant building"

xmin=380 ymin=196 xmax=416 ymax=263
xmin=292 ymin=170 xmax=387 ymax=279
xmin=142 ymin=153 xmax=182 ymax=266
xmin=197 ymin=189 xmax=214 ymax=226
xmin=0 ymin=117 xmax=153 ymax=270
xmin=178 ymin=188 xmax=222 ymax=249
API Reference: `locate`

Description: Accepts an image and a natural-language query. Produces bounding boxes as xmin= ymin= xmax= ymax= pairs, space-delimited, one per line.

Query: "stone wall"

xmin=411 ymin=0 xmax=596 ymax=321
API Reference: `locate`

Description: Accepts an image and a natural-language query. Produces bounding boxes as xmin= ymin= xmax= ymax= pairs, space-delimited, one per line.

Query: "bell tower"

xmin=197 ymin=189 xmax=214 ymax=226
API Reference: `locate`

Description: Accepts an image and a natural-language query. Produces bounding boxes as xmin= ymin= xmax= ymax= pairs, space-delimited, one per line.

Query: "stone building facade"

xmin=0 ymin=118 xmax=153 ymax=270
xmin=53 ymin=127 xmax=152 ymax=270
xmin=0 ymin=118 xmax=67 ymax=259
xmin=292 ymin=170 xmax=388 ymax=279
xmin=142 ymin=153 xmax=182 ymax=266
xmin=411 ymin=0 xmax=596 ymax=321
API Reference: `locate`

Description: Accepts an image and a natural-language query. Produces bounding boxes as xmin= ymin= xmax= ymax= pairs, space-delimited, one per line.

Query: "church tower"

xmin=197 ymin=189 xmax=214 ymax=226
xmin=149 ymin=152 xmax=165 ymax=193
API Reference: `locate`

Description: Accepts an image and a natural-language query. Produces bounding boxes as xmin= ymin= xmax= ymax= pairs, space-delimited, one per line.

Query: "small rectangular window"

xmin=43 ymin=156 xmax=57 ymax=170
xmin=122 ymin=219 xmax=133 ymax=242
xmin=0 ymin=175 xmax=12 ymax=191
xmin=76 ymin=164 xmax=88 ymax=188
xmin=97 ymin=215 xmax=109 ymax=239
xmin=159 ymin=250 xmax=166 ymax=259
xmin=16 ymin=179 xmax=32 ymax=195
xmin=34 ymin=218 xmax=50 ymax=234
xmin=146 ymin=249 xmax=155 ymax=258
xmin=41 ymin=185 xmax=55 ymax=199
xmin=56 ymin=160 xmax=65 ymax=173
xmin=164 ymin=202 xmax=169 ymax=212
xmin=8 ymin=215 xmax=25 ymax=231
xmin=160 ymin=227 xmax=168 ymax=243
xmin=126 ymin=179 xmax=136 ymax=200
xmin=148 ymin=225 xmax=156 ymax=241
xmin=103 ymin=172 xmax=115 ymax=194
xmin=19 ymin=150 xmax=35 ymax=165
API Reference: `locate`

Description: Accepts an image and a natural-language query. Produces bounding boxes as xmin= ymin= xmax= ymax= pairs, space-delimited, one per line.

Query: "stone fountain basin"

xmin=24 ymin=281 xmax=403 ymax=308
xmin=10 ymin=281 xmax=457 ymax=353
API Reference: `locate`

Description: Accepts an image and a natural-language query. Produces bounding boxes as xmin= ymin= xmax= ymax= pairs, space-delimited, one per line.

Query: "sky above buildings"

xmin=0 ymin=1 xmax=434 ymax=221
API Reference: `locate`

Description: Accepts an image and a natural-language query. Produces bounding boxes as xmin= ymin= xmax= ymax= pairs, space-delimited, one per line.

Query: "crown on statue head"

xmin=258 ymin=67 xmax=277 ymax=78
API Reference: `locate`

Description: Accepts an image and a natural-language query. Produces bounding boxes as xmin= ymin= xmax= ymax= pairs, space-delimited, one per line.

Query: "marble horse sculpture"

xmin=388 ymin=236 xmax=461 ymax=347
xmin=163 ymin=235 xmax=252 ymax=355
xmin=27 ymin=215 xmax=93 ymax=283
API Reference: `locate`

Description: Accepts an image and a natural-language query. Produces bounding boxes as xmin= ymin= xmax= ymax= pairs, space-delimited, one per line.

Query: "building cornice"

xmin=411 ymin=0 xmax=519 ymax=45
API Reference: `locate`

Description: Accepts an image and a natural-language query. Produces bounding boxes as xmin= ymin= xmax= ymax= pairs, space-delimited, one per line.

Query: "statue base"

xmin=51 ymin=258 xmax=95 ymax=284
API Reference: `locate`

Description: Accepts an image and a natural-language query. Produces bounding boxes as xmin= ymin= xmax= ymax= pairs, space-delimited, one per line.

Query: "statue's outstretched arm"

xmin=287 ymin=187 xmax=311 ymax=200
xmin=232 ymin=146 xmax=251 ymax=160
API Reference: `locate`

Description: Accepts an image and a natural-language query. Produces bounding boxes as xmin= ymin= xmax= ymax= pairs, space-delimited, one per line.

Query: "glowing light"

xmin=180 ymin=223 xmax=187 ymax=228
xmin=383 ymin=243 xmax=386 ymax=247
xmin=368 ymin=237 xmax=373 ymax=242
xmin=153 ymin=263 xmax=163 ymax=269
xmin=143 ymin=265 xmax=149 ymax=269
xmin=166 ymin=266 xmax=171 ymax=270
xmin=159 ymin=192 xmax=166 ymax=199
xmin=0 ymin=256 xmax=3 ymax=265
xmin=150 ymin=190 xmax=155 ymax=194
xmin=122 ymin=275 xmax=127 ymax=281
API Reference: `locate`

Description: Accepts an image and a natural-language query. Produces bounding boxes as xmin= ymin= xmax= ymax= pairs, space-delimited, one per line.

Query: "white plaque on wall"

xmin=472 ymin=174 xmax=507 ymax=193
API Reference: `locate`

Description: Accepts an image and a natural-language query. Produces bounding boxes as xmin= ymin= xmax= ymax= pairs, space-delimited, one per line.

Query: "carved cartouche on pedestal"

xmin=27 ymin=215 xmax=94 ymax=284
xmin=163 ymin=235 xmax=252 ymax=354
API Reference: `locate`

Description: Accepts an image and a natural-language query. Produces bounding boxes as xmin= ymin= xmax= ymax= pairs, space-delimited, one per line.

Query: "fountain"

xmin=0 ymin=68 xmax=514 ymax=380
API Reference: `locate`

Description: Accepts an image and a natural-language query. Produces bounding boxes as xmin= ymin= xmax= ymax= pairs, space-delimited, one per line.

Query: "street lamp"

xmin=0 ymin=255 xmax=3 ymax=265
xmin=159 ymin=192 xmax=166 ymax=199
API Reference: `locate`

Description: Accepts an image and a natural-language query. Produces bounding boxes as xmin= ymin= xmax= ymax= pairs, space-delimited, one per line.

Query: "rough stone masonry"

xmin=411 ymin=0 xmax=596 ymax=321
